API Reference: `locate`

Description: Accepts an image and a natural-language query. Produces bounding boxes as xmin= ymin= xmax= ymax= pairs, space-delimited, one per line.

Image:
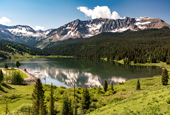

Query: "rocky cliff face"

xmin=46 ymin=17 xmax=169 ymax=42
xmin=0 ymin=17 xmax=169 ymax=47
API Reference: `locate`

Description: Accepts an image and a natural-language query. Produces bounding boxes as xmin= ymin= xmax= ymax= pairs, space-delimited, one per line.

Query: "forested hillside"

xmin=0 ymin=39 xmax=47 ymax=59
xmin=44 ymin=29 xmax=170 ymax=64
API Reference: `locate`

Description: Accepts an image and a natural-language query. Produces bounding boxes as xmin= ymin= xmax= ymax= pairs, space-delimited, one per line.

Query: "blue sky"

xmin=0 ymin=0 xmax=170 ymax=30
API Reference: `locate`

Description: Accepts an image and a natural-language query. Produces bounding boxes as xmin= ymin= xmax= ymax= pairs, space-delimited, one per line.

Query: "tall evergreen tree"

xmin=68 ymin=99 xmax=73 ymax=115
xmin=32 ymin=78 xmax=46 ymax=115
xmin=111 ymin=82 xmax=114 ymax=91
xmin=136 ymin=79 xmax=140 ymax=90
xmin=72 ymin=98 xmax=78 ymax=115
xmin=104 ymin=80 xmax=108 ymax=92
xmin=4 ymin=101 xmax=9 ymax=114
xmin=0 ymin=69 xmax=3 ymax=83
xmin=61 ymin=94 xmax=69 ymax=115
xmin=81 ymin=86 xmax=91 ymax=114
xmin=4 ymin=63 xmax=8 ymax=69
xmin=162 ymin=68 xmax=169 ymax=85
xmin=97 ymin=86 xmax=101 ymax=94
xmin=48 ymin=83 xmax=54 ymax=115
xmin=15 ymin=61 xmax=21 ymax=68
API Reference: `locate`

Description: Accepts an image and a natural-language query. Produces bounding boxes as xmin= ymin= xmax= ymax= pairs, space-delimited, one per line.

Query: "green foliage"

xmin=72 ymin=98 xmax=78 ymax=115
xmin=44 ymin=29 xmax=170 ymax=65
xmin=0 ymin=39 xmax=47 ymax=59
xmin=81 ymin=86 xmax=91 ymax=114
xmin=5 ymin=101 xmax=10 ymax=115
xmin=136 ymin=79 xmax=140 ymax=90
xmin=68 ymin=99 xmax=73 ymax=115
xmin=166 ymin=97 xmax=170 ymax=104
xmin=15 ymin=61 xmax=21 ymax=68
xmin=0 ymin=69 xmax=3 ymax=83
xmin=10 ymin=71 xmax=23 ymax=85
xmin=162 ymin=68 xmax=169 ymax=85
xmin=32 ymin=78 xmax=46 ymax=115
xmin=97 ymin=86 xmax=101 ymax=94
xmin=104 ymin=80 xmax=108 ymax=92
xmin=124 ymin=58 xmax=131 ymax=65
xmin=4 ymin=63 xmax=8 ymax=69
xmin=111 ymin=82 xmax=114 ymax=91
xmin=14 ymin=104 xmax=32 ymax=114
xmin=61 ymin=94 xmax=69 ymax=115
xmin=48 ymin=84 xmax=54 ymax=115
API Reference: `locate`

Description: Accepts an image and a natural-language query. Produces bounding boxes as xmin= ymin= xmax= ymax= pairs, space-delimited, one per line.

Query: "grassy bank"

xmin=1 ymin=73 xmax=170 ymax=114
xmin=87 ymin=75 xmax=170 ymax=114
xmin=102 ymin=57 xmax=170 ymax=71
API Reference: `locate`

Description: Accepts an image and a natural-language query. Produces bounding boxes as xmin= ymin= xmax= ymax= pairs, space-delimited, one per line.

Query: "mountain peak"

xmin=0 ymin=16 xmax=169 ymax=49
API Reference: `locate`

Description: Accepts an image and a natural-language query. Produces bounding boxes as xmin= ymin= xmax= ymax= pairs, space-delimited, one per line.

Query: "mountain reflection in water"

xmin=0 ymin=58 xmax=162 ymax=88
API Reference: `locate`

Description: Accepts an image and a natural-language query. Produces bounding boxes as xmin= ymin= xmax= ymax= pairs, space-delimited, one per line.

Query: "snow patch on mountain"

xmin=135 ymin=21 xmax=151 ymax=25
xmin=110 ymin=27 xmax=130 ymax=32
xmin=7 ymin=26 xmax=51 ymax=38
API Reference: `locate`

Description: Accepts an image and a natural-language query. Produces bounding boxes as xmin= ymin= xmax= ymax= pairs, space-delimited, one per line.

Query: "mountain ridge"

xmin=0 ymin=17 xmax=169 ymax=49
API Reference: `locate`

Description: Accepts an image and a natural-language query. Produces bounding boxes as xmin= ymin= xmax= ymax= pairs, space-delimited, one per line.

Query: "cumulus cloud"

xmin=77 ymin=6 xmax=121 ymax=19
xmin=0 ymin=17 xmax=11 ymax=25
xmin=34 ymin=26 xmax=45 ymax=31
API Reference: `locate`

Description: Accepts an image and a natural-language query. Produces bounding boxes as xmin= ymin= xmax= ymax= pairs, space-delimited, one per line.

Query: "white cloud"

xmin=0 ymin=17 xmax=11 ymax=25
xmin=33 ymin=26 xmax=45 ymax=31
xmin=77 ymin=6 xmax=121 ymax=19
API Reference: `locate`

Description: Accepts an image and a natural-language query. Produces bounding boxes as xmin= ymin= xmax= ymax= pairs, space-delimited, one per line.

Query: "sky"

xmin=0 ymin=0 xmax=170 ymax=30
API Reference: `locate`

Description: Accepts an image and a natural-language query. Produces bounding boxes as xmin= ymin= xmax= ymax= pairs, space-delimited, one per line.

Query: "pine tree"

xmin=4 ymin=63 xmax=8 ymax=69
xmin=68 ymin=99 xmax=73 ymax=115
xmin=0 ymin=69 xmax=3 ymax=83
xmin=32 ymin=78 xmax=46 ymax=115
xmin=162 ymin=68 xmax=169 ymax=85
xmin=15 ymin=61 xmax=21 ymax=68
xmin=48 ymin=83 xmax=54 ymax=115
xmin=61 ymin=94 xmax=69 ymax=115
xmin=4 ymin=101 xmax=9 ymax=114
xmin=136 ymin=79 xmax=140 ymax=90
xmin=111 ymin=82 xmax=114 ymax=91
xmin=97 ymin=86 xmax=101 ymax=94
xmin=104 ymin=80 xmax=108 ymax=92
xmin=81 ymin=86 xmax=91 ymax=114
xmin=72 ymin=98 xmax=78 ymax=115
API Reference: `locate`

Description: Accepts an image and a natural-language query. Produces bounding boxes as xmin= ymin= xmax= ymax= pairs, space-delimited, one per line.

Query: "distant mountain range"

xmin=0 ymin=17 xmax=170 ymax=49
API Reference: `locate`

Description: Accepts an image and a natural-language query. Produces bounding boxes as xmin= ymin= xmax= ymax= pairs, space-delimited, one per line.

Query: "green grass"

xmin=87 ymin=75 xmax=170 ymax=114
xmin=1 ymin=74 xmax=170 ymax=114
xmin=111 ymin=59 xmax=170 ymax=71
xmin=4 ymin=68 xmax=28 ymax=79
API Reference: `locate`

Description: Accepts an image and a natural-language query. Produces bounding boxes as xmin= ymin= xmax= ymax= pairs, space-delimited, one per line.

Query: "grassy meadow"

xmin=1 ymin=61 xmax=170 ymax=114
xmin=1 ymin=71 xmax=170 ymax=114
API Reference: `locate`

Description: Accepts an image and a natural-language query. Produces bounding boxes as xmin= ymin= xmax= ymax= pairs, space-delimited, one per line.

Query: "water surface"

xmin=0 ymin=58 xmax=162 ymax=88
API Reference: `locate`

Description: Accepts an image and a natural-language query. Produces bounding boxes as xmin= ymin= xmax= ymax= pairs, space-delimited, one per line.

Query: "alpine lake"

xmin=0 ymin=58 xmax=162 ymax=88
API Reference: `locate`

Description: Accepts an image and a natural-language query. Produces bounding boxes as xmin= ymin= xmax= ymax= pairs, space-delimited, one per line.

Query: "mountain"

xmin=0 ymin=24 xmax=52 ymax=46
xmin=44 ymin=29 xmax=170 ymax=64
xmin=0 ymin=17 xmax=169 ymax=49
xmin=46 ymin=17 xmax=169 ymax=41
xmin=0 ymin=39 xmax=47 ymax=59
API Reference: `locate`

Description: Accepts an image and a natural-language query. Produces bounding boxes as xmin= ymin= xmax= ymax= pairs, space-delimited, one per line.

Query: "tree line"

xmin=44 ymin=29 xmax=170 ymax=64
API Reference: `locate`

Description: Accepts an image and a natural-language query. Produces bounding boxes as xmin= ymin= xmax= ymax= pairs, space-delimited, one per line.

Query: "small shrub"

xmin=60 ymin=86 xmax=66 ymax=89
xmin=166 ymin=97 xmax=170 ymax=104
xmin=109 ymin=97 xmax=124 ymax=103
xmin=136 ymin=79 xmax=140 ymax=90
xmin=11 ymin=71 xmax=24 ymax=85
xmin=91 ymin=96 xmax=98 ymax=102
xmin=15 ymin=104 xmax=32 ymax=114
xmin=58 ymin=89 xmax=65 ymax=95
xmin=119 ymin=82 xmax=124 ymax=85
xmin=77 ymin=90 xmax=81 ymax=94
xmin=4 ymin=63 xmax=8 ymax=69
